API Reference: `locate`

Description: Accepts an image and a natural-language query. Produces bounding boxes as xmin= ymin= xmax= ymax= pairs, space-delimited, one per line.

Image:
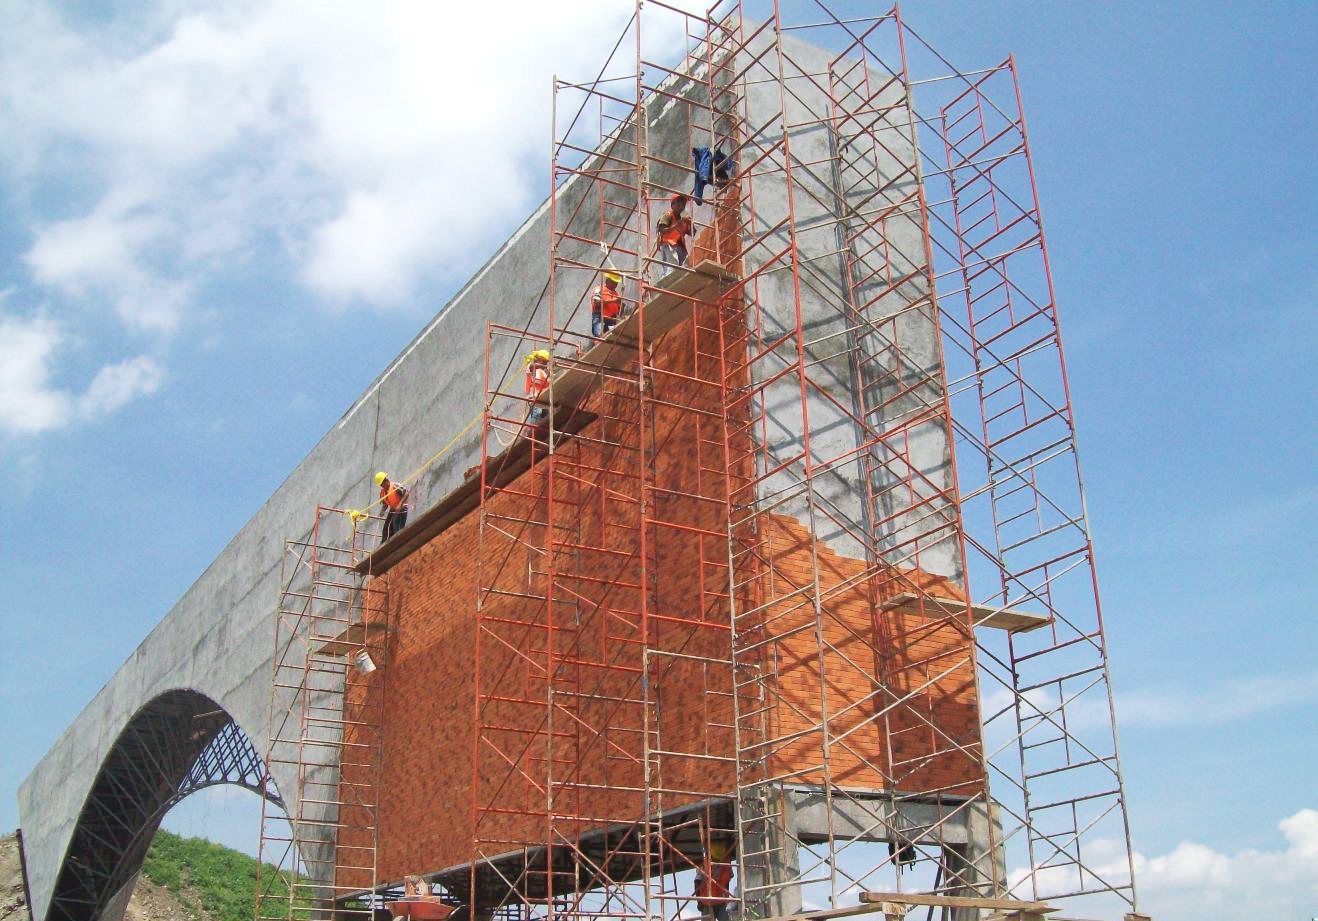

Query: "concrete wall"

xmin=738 ymin=29 xmax=960 ymax=578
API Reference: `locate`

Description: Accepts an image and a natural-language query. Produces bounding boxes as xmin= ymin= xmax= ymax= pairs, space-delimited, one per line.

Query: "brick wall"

xmin=338 ymin=201 xmax=985 ymax=887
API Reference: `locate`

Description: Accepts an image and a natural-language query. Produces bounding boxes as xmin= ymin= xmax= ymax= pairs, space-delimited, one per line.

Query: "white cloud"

xmin=1116 ymin=671 xmax=1318 ymax=729
xmin=25 ymin=197 xmax=186 ymax=333
xmin=0 ymin=315 xmax=72 ymax=435
xmin=25 ymin=204 xmax=160 ymax=294
xmin=0 ymin=0 xmax=664 ymax=312
xmin=1007 ymin=809 xmax=1318 ymax=921
xmin=0 ymin=312 xmax=164 ymax=437
xmin=981 ymin=670 xmax=1318 ymax=742
xmin=1 ymin=0 xmax=696 ymax=435
xmin=1135 ymin=809 xmax=1318 ymax=920
xmin=79 ymin=356 xmax=164 ymax=418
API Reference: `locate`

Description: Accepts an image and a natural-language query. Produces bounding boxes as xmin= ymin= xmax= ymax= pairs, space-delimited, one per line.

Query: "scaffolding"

xmin=256 ymin=506 xmax=391 ymax=921
xmin=237 ymin=3 xmax=1138 ymax=921
xmin=468 ymin=2 xmax=1136 ymax=921
xmin=470 ymin=6 xmax=743 ymax=920
xmin=918 ymin=45 xmax=1139 ymax=911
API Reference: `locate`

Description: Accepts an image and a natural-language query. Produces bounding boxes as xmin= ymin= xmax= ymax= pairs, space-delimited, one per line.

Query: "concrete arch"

xmin=39 ymin=690 xmax=281 ymax=921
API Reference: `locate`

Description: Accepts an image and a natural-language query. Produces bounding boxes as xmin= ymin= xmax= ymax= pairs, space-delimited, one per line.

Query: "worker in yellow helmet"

xmin=591 ymin=270 xmax=625 ymax=338
xmin=523 ymin=349 xmax=552 ymax=434
xmin=373 ymin=471 xmax=410 ymax=544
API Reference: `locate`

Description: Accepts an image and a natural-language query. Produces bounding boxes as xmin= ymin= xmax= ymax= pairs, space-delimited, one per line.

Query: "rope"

xmin=351 ymin=366 xmax=516 ymax=520
xmin=493 ymin=424 xmax=517 ymax=449
xmin=399 ymin=410 xmax=483 ymax=489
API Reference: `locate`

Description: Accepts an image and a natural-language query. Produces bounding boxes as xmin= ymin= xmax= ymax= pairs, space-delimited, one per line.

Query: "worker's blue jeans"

xmin=382 ymin=509 xmax=407 ymax=543
xmin=592 ymin=313 xmax=619 ymax=338
xmin=658 ymin=241 xmax=688 ymax=269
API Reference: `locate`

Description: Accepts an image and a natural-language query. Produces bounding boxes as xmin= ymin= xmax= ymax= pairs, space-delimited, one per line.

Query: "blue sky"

xmin=1 ymin=2 xmax=1315 ymax=918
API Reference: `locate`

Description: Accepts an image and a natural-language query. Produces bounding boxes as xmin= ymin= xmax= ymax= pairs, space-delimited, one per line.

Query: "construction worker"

xmin=656 ymin=193 xmax=693 ymax=269
xmin=402 ymin=875 xmax=444 ymax=901
xmin=374 ymin=472 xmax=409 ymax=543
xmin=524 ymin=349 xmax=552 ymax=431
xmin=591 ymin=271 xmax=625 ymax=338
xmin=694 ymin=837 xmax=735 ymax=921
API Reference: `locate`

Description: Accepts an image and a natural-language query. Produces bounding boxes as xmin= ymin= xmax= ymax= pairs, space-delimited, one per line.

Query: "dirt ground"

xmin=0 ymin=833 xmax=206 ymax=921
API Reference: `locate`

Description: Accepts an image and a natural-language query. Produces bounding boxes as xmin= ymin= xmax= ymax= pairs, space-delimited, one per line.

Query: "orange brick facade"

xmin=338 ymin=209 xmax=986 ymax=888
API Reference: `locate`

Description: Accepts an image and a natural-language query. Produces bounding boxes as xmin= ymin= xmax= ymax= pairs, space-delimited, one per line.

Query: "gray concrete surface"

xmin=738 ymin=28 xmax=961 ymax=578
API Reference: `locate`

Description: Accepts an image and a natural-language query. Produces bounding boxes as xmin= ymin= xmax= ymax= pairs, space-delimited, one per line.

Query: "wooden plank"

xmin=312 ymin=622 xmax=394 ymax=658
xmin=756 ymin=900 xmax=893 ymax=921
xmin=538 ymin=259 xmax=737 ymax=410
xmin=881 ymin=592 xmax=1051 ymax=633
xmin=385 ymin=901 xmax=454 ymax=920
xmin=861 ymin=892 xmax=1055 ymax=912
xmin=351 ymin=408 xmax=598 ymax=577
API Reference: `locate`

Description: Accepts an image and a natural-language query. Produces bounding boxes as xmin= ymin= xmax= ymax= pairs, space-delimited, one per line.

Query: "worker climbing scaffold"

xmin=522 ymin=348 xmax=552 ymax=437
xmin=694 ymin=836 xmax=736 ymax=921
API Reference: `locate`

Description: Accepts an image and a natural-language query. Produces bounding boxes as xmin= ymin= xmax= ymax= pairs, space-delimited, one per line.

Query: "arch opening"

xmin=42 ymin=690 xmax=280 ymax=921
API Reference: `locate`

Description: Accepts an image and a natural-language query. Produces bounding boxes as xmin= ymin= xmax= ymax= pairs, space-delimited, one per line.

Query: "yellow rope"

xmin=351 ymin=364 xmax=523 ymax=519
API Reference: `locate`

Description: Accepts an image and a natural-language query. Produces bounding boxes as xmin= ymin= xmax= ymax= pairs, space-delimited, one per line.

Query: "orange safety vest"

xmin=695 ymin=862 xmax=733 ymax=905
xmin=380 ymin=482 xmax=407 ymax=511
xmin=525 ymin=364 xmax=550 ymax=396
xmin=658 ymin=210 xmax=691 ymax=245
xmin=594 ymin=284 xmax=623 ymax=318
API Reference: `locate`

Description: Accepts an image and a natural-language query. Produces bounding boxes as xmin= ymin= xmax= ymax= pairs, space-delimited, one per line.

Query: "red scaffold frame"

xmin=470 ymin=2 xmax=1139 ymax=920
xmin=256 ymin=505 xmax=391 ymax=921
xmin=471 ymin=5 xmax=745 ymax=921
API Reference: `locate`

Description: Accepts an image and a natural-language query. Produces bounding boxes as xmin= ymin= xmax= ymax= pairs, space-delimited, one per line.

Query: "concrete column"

xmin=738 ymin=787 xmax=801 ymax=919
xmin=943 ymin=802 xmax=1005 ymax=921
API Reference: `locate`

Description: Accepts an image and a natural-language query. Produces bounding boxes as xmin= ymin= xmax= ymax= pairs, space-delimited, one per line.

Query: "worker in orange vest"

xmin=591 ymin=271 xmax=625 ymax=338
xmin=524 ymin=349 xmax=552 ymax=433
xmin=374 ymin=471 xmax=409 ymax=544
xmin=656 ymin=193 xmax=693 ymax=269
xmin=694 ymin=837 xmax=735 ymax=921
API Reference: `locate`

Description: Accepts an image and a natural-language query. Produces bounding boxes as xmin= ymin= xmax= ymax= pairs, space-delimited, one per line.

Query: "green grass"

xmin=142 ymin=830 xmax=312 ymax=921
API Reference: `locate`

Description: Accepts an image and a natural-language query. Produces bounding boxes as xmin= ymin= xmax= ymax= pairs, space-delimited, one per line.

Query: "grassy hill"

xmin=2 ymin=829 xmax=309 ymax=921
xmin=142 ymin=829 xmax=307 ymax=921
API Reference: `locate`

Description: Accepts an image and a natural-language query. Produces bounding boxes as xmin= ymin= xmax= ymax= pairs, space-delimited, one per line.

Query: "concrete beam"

xmin=790 ymin=789 xmax=976 ymax=847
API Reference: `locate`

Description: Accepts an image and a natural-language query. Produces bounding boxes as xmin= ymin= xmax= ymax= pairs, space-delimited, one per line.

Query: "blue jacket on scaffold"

xmin=691 ymin=146 xmax=734 ymax=204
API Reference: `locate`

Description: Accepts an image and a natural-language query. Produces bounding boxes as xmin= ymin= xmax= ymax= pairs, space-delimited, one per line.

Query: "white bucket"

xmin=353 ymin=650 xmax=377 ymax=674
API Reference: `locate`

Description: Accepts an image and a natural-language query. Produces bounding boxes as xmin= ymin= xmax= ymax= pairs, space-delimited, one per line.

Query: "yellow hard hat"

xmin=524 ymin=349 xmax=552 ymax=364
xmin=604 ymin=271 xmax=622 ymax=284
xmin=374 ymin=471 xmax=388 ymax=486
